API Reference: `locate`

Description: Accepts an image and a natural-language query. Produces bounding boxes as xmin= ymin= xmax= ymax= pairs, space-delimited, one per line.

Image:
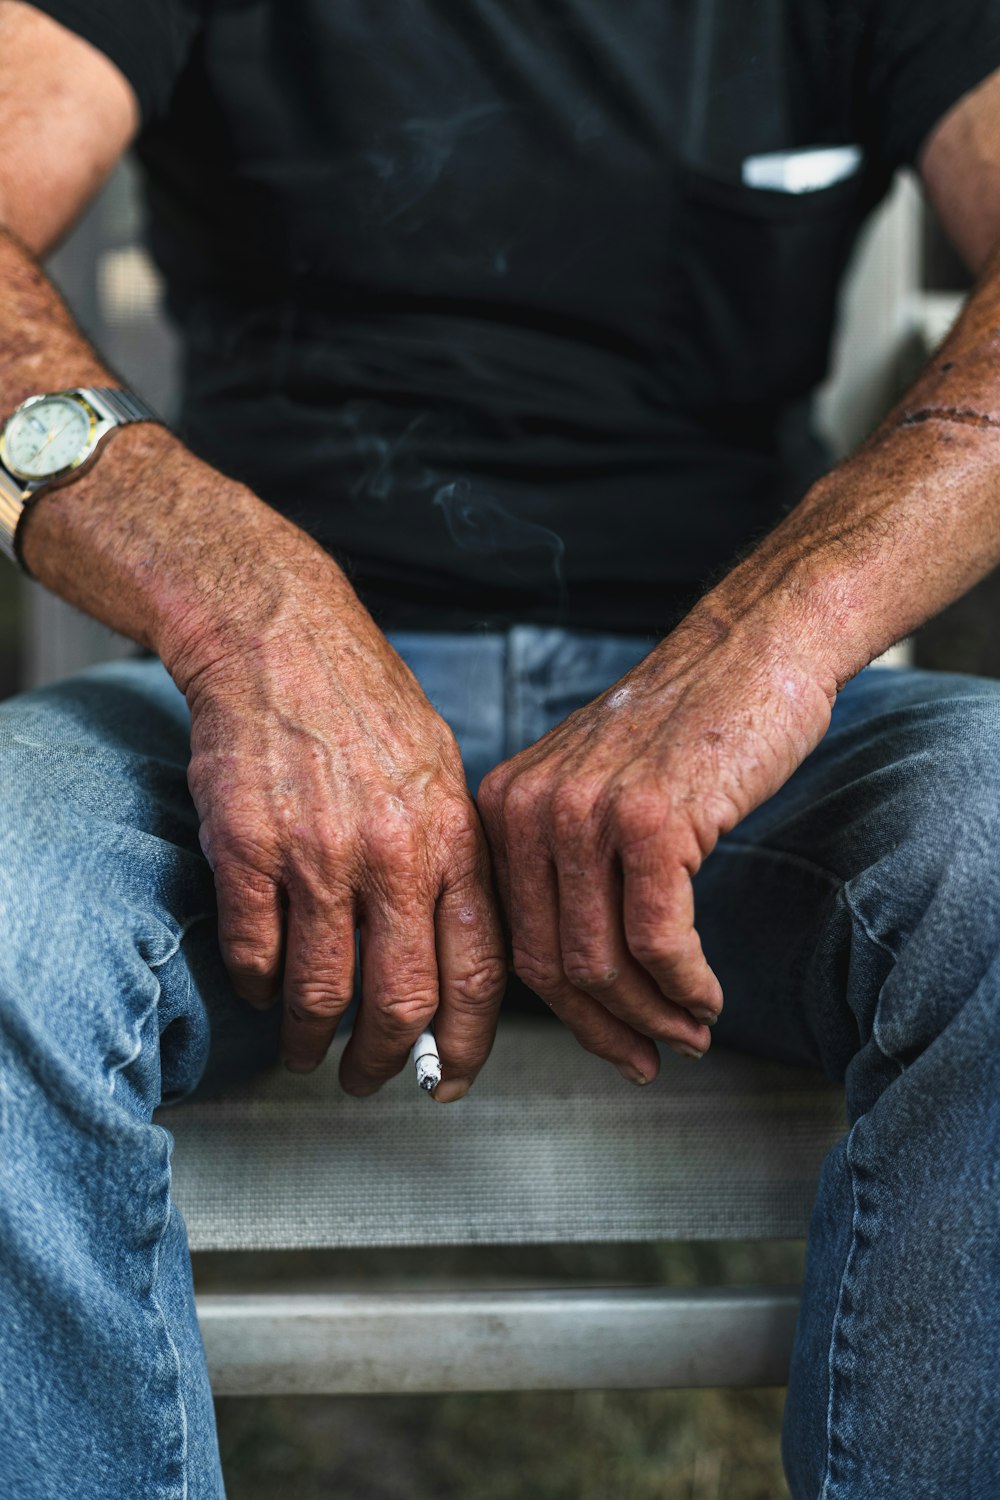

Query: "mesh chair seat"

xmin=163 ymin=1017 xmax=847 ymax=1252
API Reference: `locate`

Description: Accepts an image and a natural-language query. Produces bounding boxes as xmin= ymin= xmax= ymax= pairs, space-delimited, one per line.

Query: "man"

xmin=1 ymin=0 xmax=999 ymax=1494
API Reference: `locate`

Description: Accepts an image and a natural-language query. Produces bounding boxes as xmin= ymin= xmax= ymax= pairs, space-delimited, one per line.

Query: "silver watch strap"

xmin=83 ymin=386 xmax=160 ymax=426
xmin=0 ymin=465 xmax=28 ymax=565
xmin=0 ymin=386 xmax=160 ymax=569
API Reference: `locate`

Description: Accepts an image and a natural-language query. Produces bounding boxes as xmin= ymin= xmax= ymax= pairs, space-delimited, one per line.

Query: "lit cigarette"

xmin=411 ymin=1029 xmax=442 ymax=1093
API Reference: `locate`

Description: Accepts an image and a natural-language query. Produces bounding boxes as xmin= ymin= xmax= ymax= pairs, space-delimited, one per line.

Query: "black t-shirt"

xmin=31 ymin=0 xmax=1000 ymax=633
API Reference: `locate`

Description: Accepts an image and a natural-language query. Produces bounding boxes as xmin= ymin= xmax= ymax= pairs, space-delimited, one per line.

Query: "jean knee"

xmin=843 ymin=692 xmax=1000 ymax=1069
xmin=0 ymin=736 xmax=213 ymax=1121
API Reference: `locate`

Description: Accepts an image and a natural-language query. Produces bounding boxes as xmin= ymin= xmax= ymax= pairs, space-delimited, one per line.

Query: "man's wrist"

xmin=17 ymin=419 xmax=359 ymax=686
xmin=673 ymin=530 xmax=856 ymax=708
xmin=683 ymin=409 xmax=1000 ymax=697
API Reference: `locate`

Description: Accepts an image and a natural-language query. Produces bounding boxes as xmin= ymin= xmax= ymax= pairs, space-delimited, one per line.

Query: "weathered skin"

xmin=3 ymin=1 xmax=1000 ymax=1092
xmin=478 ymin=217 xmax=1000 ymax=1080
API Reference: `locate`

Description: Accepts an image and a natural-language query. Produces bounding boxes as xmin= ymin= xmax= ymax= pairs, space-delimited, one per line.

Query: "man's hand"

xmin=477 ymin=609 xmax=836 ymax=1084
xmin=167 ymin=549 xmax=507 ymax=1100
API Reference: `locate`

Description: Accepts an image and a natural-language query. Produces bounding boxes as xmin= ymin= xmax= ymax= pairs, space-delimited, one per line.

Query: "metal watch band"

xmin=83 ymin=386 xmax=160 ymax=426
xmin=0 ymin=386 xmax=160 ymax=568
xmin=0 ymin=464 xmax=28 ymax=565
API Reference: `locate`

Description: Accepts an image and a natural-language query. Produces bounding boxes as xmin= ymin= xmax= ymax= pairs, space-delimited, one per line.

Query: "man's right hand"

xmin=162 ymin=537 xmax=508 ymax=1101
xmin=0 ymin=4 xmax=508 ymax=1100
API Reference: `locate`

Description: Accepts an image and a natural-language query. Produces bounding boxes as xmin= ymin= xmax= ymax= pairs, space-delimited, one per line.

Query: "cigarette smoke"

xmin=433 ymin=477 xmax=566 ymax=598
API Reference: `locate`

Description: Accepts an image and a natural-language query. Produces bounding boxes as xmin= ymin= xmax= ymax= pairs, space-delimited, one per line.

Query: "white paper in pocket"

xmin=741 ymin=145 xmax=863 ymax=194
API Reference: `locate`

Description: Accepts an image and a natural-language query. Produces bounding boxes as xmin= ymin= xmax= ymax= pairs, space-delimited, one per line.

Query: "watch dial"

xmin=5 ymin=396 xmax=92 ymax=479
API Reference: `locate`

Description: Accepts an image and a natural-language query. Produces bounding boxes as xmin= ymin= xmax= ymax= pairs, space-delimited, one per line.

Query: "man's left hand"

xmin=477 ymin=608 xmax=837 ymax=1084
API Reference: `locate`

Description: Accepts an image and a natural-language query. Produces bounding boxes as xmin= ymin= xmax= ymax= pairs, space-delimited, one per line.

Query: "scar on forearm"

xmin=898 ymin=406 xmax=1000 ymax=431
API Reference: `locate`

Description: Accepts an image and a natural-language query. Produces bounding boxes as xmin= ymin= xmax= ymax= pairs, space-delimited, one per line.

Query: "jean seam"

xmin=106 ymin=914 xmax=209 ymax=1098
xmin=718 ymin=836 xmax=903 ymax=968
xmin=107 ymin=919 xmax=202 ymax=1500
xmin=839 ymin=889 xmax=912 ymax=1075
xmin=725 ymin=849 xmax=901 ymax=1496
xmin=839 ymin=882 xmax=898 ymax=968
xmin=715 ymin=834 xmax=895 ymax=1494
xmin=714 ymin=837 xmax=843 ymax=892
xmin=150 ymin=1126 xmax=190 ymax=1500
xmin=818 ymin=1119 xmax=866 ymax=1500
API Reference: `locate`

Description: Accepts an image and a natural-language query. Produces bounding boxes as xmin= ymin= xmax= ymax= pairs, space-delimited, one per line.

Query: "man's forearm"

xmin=693 ymin=241 xmax=1000 ymax=690
xmin=0 ymin=228 xmax=358 ymax=686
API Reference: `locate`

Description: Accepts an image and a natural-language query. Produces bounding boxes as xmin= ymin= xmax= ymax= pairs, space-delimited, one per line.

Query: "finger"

xmin=475 ymin=769 xmax=513 ymax=921
xmin=215 ymin=863 xmax=284 ymax=1009
xmin=279 ymin=891 xmax=357 ymax=1072
xmin=557 ymin=855 xmax=713 ymax=1056
xmin=621 ymin=851 xmax=724 ymax=1019
xmin=510 ymin=846 xmax=660 ymax=1082
xmin=431 ymin=846 xmax=508 ymax=1101
xmin=338 ymin=888 xmax=439 ymax=1097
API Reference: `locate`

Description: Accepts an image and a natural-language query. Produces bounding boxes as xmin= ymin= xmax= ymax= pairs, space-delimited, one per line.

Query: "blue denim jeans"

xmin=1 ymin=627 xmax=999 ymax=1498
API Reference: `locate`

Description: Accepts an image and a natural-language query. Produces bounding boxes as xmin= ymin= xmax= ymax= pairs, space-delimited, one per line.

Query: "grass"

xmin=214 ymin=1386 xmax=791 ymax=1500
xmin=198 ymin=1239 xmax=804 ymax=1499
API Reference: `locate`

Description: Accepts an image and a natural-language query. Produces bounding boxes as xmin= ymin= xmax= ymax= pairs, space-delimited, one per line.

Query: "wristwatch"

xmin=0 ymin=385 xmax=160 ymax=567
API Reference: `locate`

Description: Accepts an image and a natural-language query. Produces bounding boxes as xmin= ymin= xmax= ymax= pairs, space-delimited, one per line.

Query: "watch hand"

xmin=32 ymin=417 xmax=78 ymax=462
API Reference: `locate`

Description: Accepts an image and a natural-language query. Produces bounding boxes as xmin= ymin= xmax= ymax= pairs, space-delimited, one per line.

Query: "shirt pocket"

xmin=662 ymin=160 xmax=868 ymax=410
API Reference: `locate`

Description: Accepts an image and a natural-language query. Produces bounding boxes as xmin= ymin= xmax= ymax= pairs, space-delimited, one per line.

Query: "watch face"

xmin=3 ymin=395 xmax=94 ymax=480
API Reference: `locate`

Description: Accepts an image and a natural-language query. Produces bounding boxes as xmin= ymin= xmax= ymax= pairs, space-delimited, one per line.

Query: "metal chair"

xmin=162 ymin=1018 xmax=846 ymax=1395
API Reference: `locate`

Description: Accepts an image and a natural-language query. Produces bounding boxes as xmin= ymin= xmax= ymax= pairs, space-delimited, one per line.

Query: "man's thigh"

xmin=0 ymin=655 xmax=279 ymax=1106
xmin=469 ymin=632 xmax=1000 ymax=1088
xmin=697 ymin=664 xmax=1000 ymax=1088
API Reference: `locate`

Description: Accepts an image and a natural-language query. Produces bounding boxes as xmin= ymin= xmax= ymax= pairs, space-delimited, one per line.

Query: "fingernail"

xmin=616 ymin=1064 xmax=649 ymax=1086
xmin=690 ymin=1007 xmax=718 ymax=1026
xmin=674 ymin=1044 xmax=705 ymax=1060
xmin=283 ymin=1057 xmax=316 ymax=1074
xmin=434 ymin=1077 xmax=471 ymax=1103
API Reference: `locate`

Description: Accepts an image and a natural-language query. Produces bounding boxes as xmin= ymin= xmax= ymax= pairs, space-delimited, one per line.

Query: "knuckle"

xmin=437 ymin=799 xmax=483 ymax=858
xmin=223 ymin=941 xmax=278 ymax=981
xmin=286 ymin=980 xmax=354 ymax=1020
xmin=549 ymin=783 xmax=597 ymax=841
xmin=477 ymin=760 xmax=510 ymax=800
xmin=562 ymin=954 xmax=618 ymax=996
xmin=376 ymin=991 xmax=439 ymax=1036
xmin=501 ymin=777 xmax=544 ymax=831
xmin=215 ymin=864 xmax=272 ymax=907
xmin=213 ymin=822 xmax=280 ymax=874
xmin=218 ymin=862 xmax=277 ymax=899
xmin=476 ymin=770 xmax=502 ymax=822
xmin=613 ymin=798 xmax=667 ymax=853
xmin=627 ymin=928 xmax=673 ymax=969
xmin=288 ymin=824 xmax=352 ymax=884
xmin=434 ymin=722 xmax=466 ymax=771
xmin=284 ymin=1007 xmax=346 ymax=1034
xmin=448 ymin=954 xmax=508 ymax=1008
xmin=512 ymin=947 xmax=563 ymax=997
xmin=439 ymin=792 xmax=480 ymax=837
xmin=628 ymin=914 xmax=696 ymax=963
xmin=365 ymin=817 xmax=422 ymax=872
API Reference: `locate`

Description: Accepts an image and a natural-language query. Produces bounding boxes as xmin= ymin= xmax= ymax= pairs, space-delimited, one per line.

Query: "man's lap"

xmin=701 ymin=662 xmax=1000 ymax=1108
xmin=2 ymin=632 xmax=998 ymax=1108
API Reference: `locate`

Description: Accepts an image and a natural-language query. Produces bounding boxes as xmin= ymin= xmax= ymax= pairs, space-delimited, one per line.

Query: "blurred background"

xmin=0 ymin=160 xmax=993 ymax=1499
